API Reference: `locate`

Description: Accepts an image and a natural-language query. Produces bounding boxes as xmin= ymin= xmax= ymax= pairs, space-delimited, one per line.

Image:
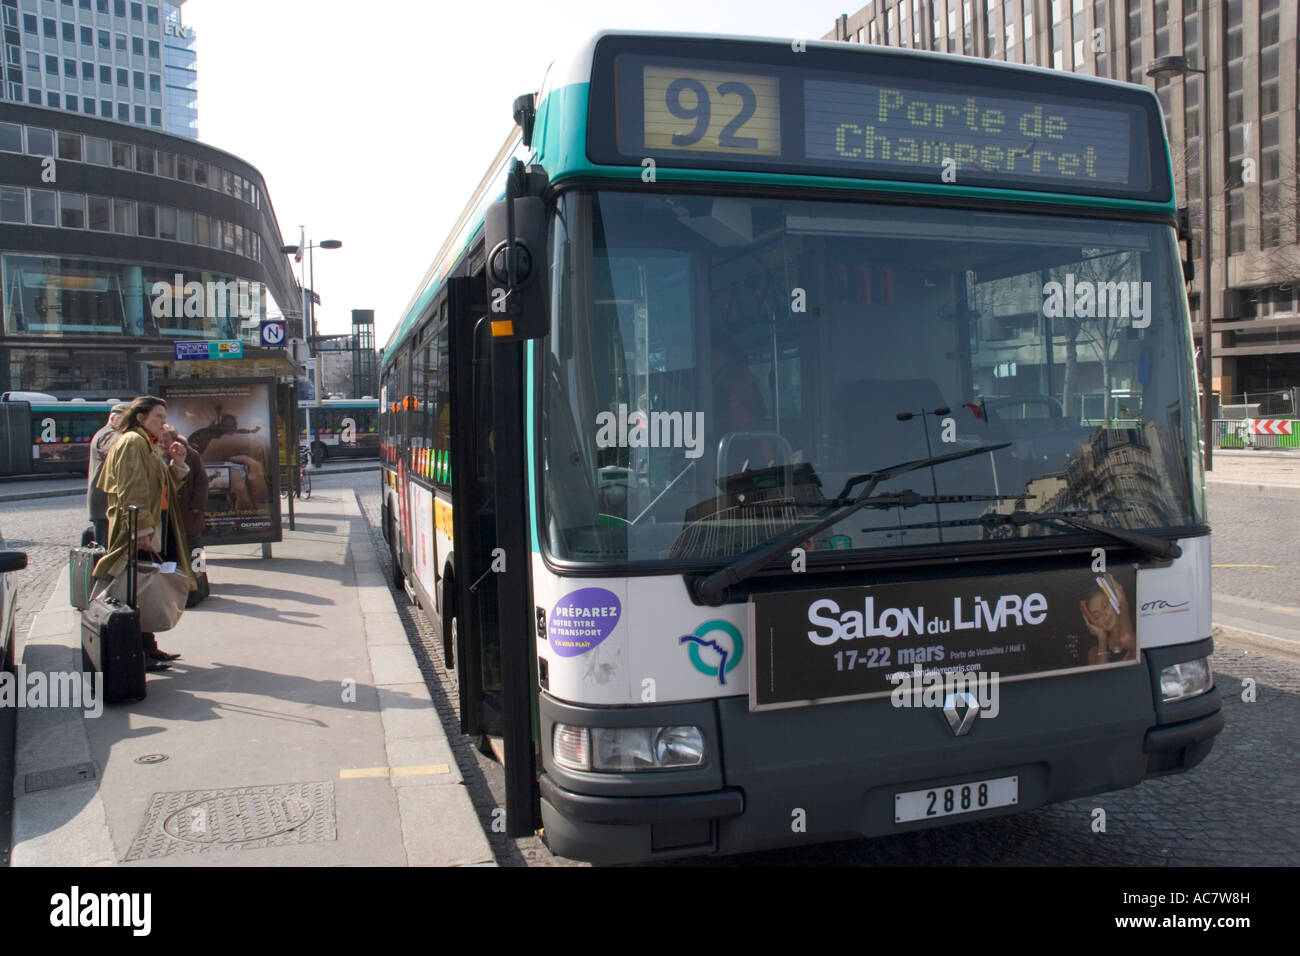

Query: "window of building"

xmin=130 ymin=2 xmax=142 ymax=21
xmin=81 ymin=61 xmax=93 ymax=80
xmin=98 ymin=0 xmax=109 ymax=12
xmin=148 ymin=72 xmax=158 ymax=92
xmin=27 ymin=90 xmax=40 ymax=105
xmin=59 ymin=192 xmax=85 ymax=229
xmin=0 ymin=122 xmax=19 ymax=152
xmin=208 ymin=218 xmax=221 ymax=249
xmin=29 ymin=188 xmax=56 ymax=226
xmin=176 ymin=154 xmax=191 ymax=181
xmin=147 ymin=4 xmax=157 ymax=25
xmin=62 ymin=22 xmax=74 ymax=42
xmin=25 ymin=127 xmax=53 ymax=157
xmin=193 ymin=161 xmax=207 ymax=187
xmin=147 ymin=39 xmax=157 ymax=58
xmin=131 ymin=35 xmax=142 ymax=55
xmin=135 ymin=146 xmax=153 ymax=173
xmin=149 ymin=107 xmax=160 ymax=127
xmin=99 ymin=100 xmax=111 ymax=118
xmin=44 ymin=54 xmax=56 ymax=75
xmin=194 ymin=212 xmax=208 ymax=246
xmin=43 ymin=17 xmax=56 ymax=38
xmin=80 ymin=25 xmax=91 ymax=45
xmin=114 ymin=0 xmax=126 ymax=17
xmin=136 ymin=202 xmax=155 ymax=237
xmin=84 ymin=135 xmax=109 ymax=165
xmin=116 ymin=67 xmax=126 ymax=87
xmin=99 ymin=64 xmax=109 ymax=83
xmin=83 ymin=96 xmax=95 ymax=114
xmin=56 ymin=132 xmax=82 ymax=161
xmin=22 ymin=13 xmax=35 ymax=34
xmin=25 ymin=51 xmax=38 ymax=70
xmin=112 ymin=198 xmax=134 ymax=234
xmin=62 ymin=58 xmax=76 ymax=78
xmin=157 ymin=205 xmax=176 ymax=240
xmin=46 ymin=93 xmax=59 ymax=108
xmin=64 ymin=95 xmax=77 ymax=112
xmin=133 ymin=104 xmax=143 ymax=124
xmin=132 ymin=70 xmax=142 ymax=90
xmin=176 ymin=208 xmax=192 ymax=243
xmin=111 ymin=141 xmax=131 ymax=168
xmin=0 ymin=186 xmax=25 ymax=224
xmin=98 ymin=29 xmax=108 ymax=49
xmin=115 ymin=33 xmax=125 ymax=52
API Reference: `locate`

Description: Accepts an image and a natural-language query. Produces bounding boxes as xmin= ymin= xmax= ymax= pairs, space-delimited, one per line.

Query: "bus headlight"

xmin=552 ymin=724 xmax=706 ymax=772
xmin=1159 ymin=658 xmax=1214 ymax=701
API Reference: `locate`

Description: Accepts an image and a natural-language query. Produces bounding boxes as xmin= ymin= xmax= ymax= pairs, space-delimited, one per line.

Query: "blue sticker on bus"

xmin=549 ymin=588 xmax=621 ymax=657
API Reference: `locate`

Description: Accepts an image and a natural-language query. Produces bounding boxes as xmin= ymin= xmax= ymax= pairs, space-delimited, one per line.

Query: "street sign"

xmin=174 ymin=340 xmax=244 ymax=361
xmin=260 ymin=320 xmax=286 ymax=347
xmin=1250 ymin=419 xmax=1295 ymax=435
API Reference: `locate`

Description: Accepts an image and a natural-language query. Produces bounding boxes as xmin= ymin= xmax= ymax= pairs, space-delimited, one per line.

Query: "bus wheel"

xmin=388 ymin=508 xmax=404 ymax=590
xmin=441 ymin=579 xmax=457 ymax=669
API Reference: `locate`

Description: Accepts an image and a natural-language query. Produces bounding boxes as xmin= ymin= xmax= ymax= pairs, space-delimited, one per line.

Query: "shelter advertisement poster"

xmin=160 ymin=378 xmax=282 ymax=545
xmin=750 ymin=565 xmax=1138 ymax=711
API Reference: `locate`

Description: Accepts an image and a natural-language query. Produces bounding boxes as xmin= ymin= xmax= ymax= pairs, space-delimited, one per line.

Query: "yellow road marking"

xmin=1271 ymin=606 xmax=1299 ymax=615
xmin=1212 ymin=564 xmax=1277 ymax=568
xmin=339 ymin=764 xmax=450 ymax=779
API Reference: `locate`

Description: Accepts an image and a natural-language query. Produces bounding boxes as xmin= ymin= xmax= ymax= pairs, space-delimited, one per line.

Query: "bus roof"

xmin=384 ymin=30 xmax=1175 ymax=361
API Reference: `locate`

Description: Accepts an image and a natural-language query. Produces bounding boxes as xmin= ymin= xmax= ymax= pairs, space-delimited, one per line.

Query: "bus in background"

xmin=380 ymin=32 xmax=1221 ymax=863
xmin=0 ymin=393 xmax=119 ymax=477
xmin=299 ymin=398 xmax=380 ymax=465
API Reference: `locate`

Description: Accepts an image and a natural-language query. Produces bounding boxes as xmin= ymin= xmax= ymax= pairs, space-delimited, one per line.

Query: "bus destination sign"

xmin=606 ymin=47 xmax=1161 ymax=199
xmin=804 ymin=79 xmax=1133 ymax=188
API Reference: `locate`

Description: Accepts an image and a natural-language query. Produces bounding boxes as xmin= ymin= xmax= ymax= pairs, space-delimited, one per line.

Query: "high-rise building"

xmin=826 ymin=0 xmax=1300 ymax=412
xmin=1 ymin=0 xmax=197 ymax=141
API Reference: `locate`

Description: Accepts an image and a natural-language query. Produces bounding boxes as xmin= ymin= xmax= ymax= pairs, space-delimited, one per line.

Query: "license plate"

xmin=894 ymin=775 xmax=1018 ymax=823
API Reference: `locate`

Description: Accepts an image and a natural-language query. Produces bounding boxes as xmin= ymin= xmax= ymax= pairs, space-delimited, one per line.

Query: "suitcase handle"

xmin=126 ymin=504 xmax=138 ymax=608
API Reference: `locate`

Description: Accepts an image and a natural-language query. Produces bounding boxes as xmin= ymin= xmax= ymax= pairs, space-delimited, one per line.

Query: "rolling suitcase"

xmin=185 ymin=570 xmax=209 ymax=608
xmin=69 ymin=541 xmax=106 ymax=610
xmin=81 ymin=505 xmax=146 ymax=703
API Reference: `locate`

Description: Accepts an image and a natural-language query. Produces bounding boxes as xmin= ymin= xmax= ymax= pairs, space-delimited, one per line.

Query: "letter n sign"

xmin=260 ymin=319 xmax=286 ymax=347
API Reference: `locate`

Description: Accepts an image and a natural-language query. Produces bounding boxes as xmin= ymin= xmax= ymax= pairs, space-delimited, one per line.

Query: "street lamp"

xmin=280 ymin=237 xmax=342 ymax=408
xmin=1147 ymin=54 xmax=1213 ymax=470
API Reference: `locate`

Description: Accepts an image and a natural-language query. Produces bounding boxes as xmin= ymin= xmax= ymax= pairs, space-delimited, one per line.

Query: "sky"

xmin=181 ymin=0 xmax=848 ymax=347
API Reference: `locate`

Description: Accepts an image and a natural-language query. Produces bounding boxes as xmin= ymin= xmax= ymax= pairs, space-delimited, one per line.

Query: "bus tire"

xmin=387 ymin=505 xmax=404 ymax=590
xmin=441 ymin=574 xmax=456 ymax=669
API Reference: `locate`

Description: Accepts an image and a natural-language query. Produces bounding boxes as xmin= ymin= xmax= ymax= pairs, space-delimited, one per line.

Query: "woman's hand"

xmin=167 ymin=440 xmax=186 ymax=465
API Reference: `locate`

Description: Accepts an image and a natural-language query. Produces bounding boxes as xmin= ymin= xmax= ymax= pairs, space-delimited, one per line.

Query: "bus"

xmin=0 ymin=394 xmax=119 ymax=477
xmin=299 ymin=398 xmax=381 ymax=465
xmin=379 ymin=32 xmax=1222 ymax=864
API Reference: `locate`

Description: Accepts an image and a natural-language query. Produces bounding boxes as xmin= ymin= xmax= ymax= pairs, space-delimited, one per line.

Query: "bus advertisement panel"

xmin=160 ymin=378 xmax=282 ymax=545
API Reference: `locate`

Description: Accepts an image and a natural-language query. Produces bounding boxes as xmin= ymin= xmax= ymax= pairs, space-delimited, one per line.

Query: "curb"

xmin=1206 ymin=478 xmax=1300 ymax=499
xmin=1213 ymin=624 xmax=1300 ymax=662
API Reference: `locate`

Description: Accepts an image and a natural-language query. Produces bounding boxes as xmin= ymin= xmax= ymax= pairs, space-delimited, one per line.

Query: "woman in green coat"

xmin=92 ymin=395 xmax=195 ymax=667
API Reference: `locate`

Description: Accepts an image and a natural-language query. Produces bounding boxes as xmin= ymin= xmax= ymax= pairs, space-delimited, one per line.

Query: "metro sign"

xmin=1250 ymin=419 xmax=1295 ymax=435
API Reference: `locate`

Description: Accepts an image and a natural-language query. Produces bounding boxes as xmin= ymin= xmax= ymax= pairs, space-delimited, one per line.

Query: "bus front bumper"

xmin=537 ymin=638 xmax=1223 ymax=864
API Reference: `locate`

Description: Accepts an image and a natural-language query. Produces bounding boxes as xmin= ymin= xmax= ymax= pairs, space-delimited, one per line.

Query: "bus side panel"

xmin=409 ymin=480 xmax=437 ymax=601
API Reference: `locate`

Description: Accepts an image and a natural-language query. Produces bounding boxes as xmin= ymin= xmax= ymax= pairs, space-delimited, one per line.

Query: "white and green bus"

xmin=379 ymin=32 xmax=1221 ymax=863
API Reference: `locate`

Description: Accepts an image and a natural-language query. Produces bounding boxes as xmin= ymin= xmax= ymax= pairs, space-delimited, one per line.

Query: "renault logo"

xmin=943 ymin=691 xmax=981 ymax=736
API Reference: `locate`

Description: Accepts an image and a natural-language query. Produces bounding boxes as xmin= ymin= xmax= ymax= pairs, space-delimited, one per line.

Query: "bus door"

xmin=447 ymin=273 xmax=539 ymax=836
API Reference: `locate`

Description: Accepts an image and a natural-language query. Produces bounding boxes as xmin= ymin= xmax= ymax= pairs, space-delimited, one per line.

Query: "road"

xmin=2 ymin=471 xmax=1298 ymax=866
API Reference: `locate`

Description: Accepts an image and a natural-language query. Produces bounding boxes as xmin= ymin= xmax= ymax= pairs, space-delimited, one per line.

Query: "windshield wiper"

xmin=690 ymin=443 xmax=1011 ymax=605
xmin=861 ymin=507 xmax=1182 ymax=561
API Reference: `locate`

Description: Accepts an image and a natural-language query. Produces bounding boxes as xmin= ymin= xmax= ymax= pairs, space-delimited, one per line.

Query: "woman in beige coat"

xmin=92 ymin=395 xmax=195 ymax=667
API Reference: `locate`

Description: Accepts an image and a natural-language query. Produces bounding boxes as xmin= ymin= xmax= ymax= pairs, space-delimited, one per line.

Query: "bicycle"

xmin=280 ymin=447 xmax=311 ymax=500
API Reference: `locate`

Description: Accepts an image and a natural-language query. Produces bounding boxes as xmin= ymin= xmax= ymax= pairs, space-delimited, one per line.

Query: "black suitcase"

xmin=69 ymin=542 xmax=106 ymax=610
xmin=185 ymin=570 xmax=209 ymax=608
xmin=80 ymin=505 xmax=146 ymax=703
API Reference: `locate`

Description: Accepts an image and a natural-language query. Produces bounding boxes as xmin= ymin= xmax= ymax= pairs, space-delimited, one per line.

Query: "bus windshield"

xmin=543 ymin=190 xmax=1204 ymax=565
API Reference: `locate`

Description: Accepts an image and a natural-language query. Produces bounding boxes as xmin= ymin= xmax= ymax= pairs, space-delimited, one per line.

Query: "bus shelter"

xmin=138 ymin=346 xmax=303 ymax=541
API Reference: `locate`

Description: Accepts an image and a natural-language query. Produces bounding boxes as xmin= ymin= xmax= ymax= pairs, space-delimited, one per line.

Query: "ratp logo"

xmin=680 ymin=620 xmax=743 ymax=686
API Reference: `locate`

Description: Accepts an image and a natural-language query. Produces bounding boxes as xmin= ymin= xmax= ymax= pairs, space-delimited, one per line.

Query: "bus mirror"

xmin=485 ymin=194 xmax=549 ymax=340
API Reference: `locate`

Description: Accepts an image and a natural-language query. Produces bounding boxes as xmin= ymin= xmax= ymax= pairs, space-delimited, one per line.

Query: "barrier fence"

xmin=1211 ymin=419 xmax=1300 ymax=450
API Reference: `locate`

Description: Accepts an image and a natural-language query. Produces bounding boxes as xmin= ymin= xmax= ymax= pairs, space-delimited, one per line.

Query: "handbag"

xmin=109 ymin=555 xmax=189 ymax=632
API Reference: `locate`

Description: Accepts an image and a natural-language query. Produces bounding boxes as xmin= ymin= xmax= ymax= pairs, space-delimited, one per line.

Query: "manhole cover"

xmin=124 ymin=781 xmax=336 ymax=860
xmin=135 ymin=754 xmax=168 ymax=764
xmin=163 ymin=793 xmax=314 ymax=844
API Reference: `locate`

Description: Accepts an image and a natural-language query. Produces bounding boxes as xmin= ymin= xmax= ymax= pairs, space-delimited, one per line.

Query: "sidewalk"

xmin=1206 ymin=449 xmax=1300 ymax=497
xmin=0 ymin=459 xmax=379 ymax=503
xmin=9 ymin=487 xmax=493 ymax=866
